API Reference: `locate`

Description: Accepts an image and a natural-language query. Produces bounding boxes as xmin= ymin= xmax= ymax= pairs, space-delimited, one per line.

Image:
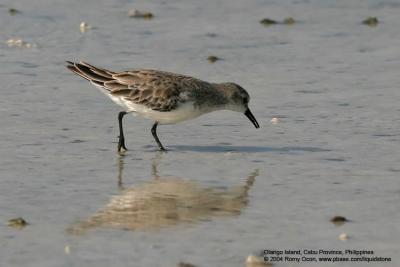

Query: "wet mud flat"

xmin=1 ymin=0 xmax=400 ymax=266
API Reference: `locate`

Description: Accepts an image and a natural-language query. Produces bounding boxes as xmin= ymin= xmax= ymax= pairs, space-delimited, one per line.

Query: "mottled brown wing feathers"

xmin=103 ymin=81 xmax=129 ymax=91
xmin=80 ymin=62 xmax=115 ymax=78
xmin=66 ymin=61 xmax=184 ymax=111
xmin=122 ymin=72 xmax=182 ymax=111
xmin=112 ymin=72 xmax=141 ymax=85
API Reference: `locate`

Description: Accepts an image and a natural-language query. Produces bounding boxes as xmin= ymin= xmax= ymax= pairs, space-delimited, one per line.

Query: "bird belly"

xmin=128 ymin=102 xmax=209 ymax=124
xmin=94 ymin=84 xmax=133 ymax=110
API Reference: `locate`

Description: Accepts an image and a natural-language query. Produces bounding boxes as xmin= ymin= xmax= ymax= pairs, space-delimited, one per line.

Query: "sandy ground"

xmin=1 ymin=0 xmax=399 ymax=266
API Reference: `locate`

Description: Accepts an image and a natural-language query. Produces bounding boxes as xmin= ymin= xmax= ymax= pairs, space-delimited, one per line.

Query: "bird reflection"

xmin=68 ymin=155 xmax=259 ymax=233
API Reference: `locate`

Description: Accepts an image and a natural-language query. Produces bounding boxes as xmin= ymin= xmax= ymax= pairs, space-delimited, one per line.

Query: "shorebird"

xmin=66 ymin=61 xmax=259 ymax=152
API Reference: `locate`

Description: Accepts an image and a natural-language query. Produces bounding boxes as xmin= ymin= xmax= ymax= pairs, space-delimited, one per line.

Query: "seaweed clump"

xmin=260 ymin=17 xmax=296 ymax=26
xmin=362 ymin=17 xmax=379 ymax=27
xmin=260 ymin=18 xmax=278 ymax=26
xmin=207 ymin=55 xmax=221 ymax=63
xmin=128 ymin=9 xmax=154 ymax=19
xmin=9 ymin=8 xmax=20 ymax=15
xmin=330 ymin=215 xmax=348 ymax=226
xmin=8 ymin=217 xmax=28 ymax=228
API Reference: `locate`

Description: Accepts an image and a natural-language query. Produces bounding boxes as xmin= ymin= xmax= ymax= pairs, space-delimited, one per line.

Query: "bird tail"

xmin=66 ymin=61 xmax=116 ymax=87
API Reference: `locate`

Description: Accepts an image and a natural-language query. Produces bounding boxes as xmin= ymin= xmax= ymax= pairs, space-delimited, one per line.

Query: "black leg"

xmin=118 ymin=111 xmax=128 ymax=152
xmin=151 ymin=122 xmax=166 ymax=151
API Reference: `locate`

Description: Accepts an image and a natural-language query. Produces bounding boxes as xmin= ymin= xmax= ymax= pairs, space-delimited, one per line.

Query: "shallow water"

xmin=1 ymin=0 xmax=399 ymax=266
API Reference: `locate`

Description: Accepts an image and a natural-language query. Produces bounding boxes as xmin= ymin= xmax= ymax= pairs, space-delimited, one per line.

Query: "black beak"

xmin=244 ymin=108 xmax=260 ymax=128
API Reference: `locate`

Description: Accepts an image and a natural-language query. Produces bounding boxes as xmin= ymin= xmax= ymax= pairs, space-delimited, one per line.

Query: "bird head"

xmin=220 ymin=83 xmax=260 ymax=129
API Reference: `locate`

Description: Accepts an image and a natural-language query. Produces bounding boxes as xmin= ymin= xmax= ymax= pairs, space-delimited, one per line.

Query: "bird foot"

xmin=118 ymin=136 xmax=128 ymax=152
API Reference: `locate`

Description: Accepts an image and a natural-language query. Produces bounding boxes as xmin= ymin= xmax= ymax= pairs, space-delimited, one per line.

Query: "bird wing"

xmin=67 ymin=61 xmax=186 ymax=111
